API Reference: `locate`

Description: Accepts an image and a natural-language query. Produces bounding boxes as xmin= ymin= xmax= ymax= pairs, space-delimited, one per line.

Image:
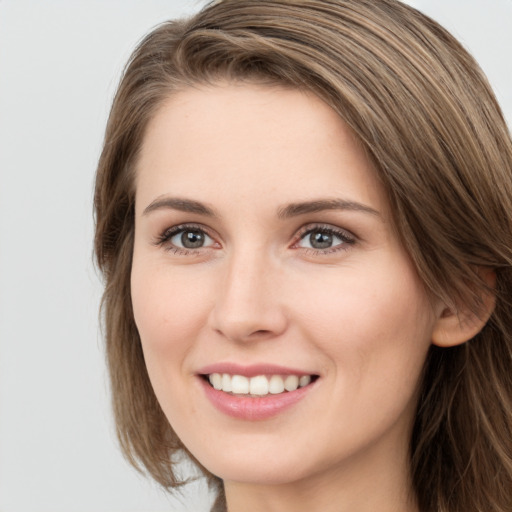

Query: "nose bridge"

xmin=209 ymin=243 xmax=286 ymax=342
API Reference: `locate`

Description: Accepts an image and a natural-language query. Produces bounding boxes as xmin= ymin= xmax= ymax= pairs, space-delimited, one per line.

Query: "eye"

xmin=170 ymin=228 xmax=214 ymax=249
xmin=296 ymin=225 xmax=355 ymax=252
xmin=155 ymin=224 xmax=217 ymax=253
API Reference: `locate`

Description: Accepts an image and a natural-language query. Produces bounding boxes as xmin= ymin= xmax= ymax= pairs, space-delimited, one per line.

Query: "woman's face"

xmin=131 ymin=83 xmax=440 ymax=489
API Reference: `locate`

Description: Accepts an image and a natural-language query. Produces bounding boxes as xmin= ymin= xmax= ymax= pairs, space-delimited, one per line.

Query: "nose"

xmin=208 ymin=250 xmax=288 ymax=343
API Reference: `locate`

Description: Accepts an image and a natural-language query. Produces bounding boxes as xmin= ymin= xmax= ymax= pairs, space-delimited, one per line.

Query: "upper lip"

xmin=197 ymin=362 xmax=318 ymax=378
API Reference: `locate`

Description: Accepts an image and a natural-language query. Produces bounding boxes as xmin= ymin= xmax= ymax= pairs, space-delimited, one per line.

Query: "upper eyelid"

xmin=160 ymin=223 xmax=214 ymax=237
xmin=295 ymin=223 xmax=356 ymax=239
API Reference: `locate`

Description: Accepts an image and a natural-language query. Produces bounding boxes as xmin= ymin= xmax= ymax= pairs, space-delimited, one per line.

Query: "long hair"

xmin=94 ymin=1 xmax=512 ymax=510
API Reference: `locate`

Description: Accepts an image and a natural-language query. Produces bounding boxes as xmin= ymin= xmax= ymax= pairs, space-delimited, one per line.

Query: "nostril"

xmin=252 ymin=329 xmax=272 ymax=336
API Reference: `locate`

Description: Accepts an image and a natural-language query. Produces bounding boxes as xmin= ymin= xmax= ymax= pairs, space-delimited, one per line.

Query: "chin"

xmin=205 ymin=458 xmax=309 ymax=486
xmin=187 ymin=433 xmax=339 ymax=488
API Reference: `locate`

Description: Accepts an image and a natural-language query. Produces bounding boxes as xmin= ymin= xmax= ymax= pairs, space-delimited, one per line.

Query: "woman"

xmin=94 ymin=0 xmax=512 ymax=510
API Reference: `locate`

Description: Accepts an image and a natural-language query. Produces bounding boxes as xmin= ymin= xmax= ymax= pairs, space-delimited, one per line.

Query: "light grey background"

xmin=0 ymin=1 xmax=510 ymax=511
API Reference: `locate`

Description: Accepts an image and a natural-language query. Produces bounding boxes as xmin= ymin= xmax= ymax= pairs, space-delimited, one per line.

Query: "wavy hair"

xmin=94 ymin=1 xmax=512 ymax=510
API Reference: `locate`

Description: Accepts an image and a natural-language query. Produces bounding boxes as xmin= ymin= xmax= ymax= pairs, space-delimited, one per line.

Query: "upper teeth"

xmin=208 ymin=373 xmax=312 ymax=395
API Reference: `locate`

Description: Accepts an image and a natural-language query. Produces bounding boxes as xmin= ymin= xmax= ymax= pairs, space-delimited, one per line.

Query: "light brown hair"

xmin=94 ymin=1 xmax=512 ymax=510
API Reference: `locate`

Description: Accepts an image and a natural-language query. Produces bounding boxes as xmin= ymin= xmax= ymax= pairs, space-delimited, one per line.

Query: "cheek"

xmin=130 ymin=261 xmax=214 ymax=361
xmin=285 ymin=261 xmax=434 ymax=458
xmin=291 ymin=258 xmax=434 ymax=387
xmin=130 ymin=261 xmax=218 ymax=430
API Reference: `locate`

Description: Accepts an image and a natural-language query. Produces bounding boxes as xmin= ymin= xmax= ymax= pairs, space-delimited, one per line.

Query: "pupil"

xmin=310 ymin=232 xmax=332 ymax=249
xmin=181 ymin=230 xmax=204 ymax=248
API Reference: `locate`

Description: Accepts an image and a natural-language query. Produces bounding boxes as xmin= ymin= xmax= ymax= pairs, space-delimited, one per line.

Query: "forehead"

xmin=135 ymin=83 xmax=388 ymax=218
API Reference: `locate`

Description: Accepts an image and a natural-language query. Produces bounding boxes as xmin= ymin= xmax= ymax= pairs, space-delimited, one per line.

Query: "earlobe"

xmin=431 ymin=270 xmax=496 ymax=348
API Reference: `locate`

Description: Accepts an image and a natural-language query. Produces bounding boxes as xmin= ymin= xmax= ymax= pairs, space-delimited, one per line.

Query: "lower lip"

xmin=199 ymin=378 xmax=315 ymax=421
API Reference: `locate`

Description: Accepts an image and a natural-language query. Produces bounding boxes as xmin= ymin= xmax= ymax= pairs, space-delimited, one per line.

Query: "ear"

xmin=431 ymin=269 xmax=496 ymax=348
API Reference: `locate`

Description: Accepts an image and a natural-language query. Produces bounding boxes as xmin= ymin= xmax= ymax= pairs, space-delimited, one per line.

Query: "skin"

xmin=131 ymin=83 xmax=446 ymax=512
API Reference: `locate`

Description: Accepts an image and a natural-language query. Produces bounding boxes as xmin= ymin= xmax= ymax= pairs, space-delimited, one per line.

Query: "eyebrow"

xmin=142 ymin=197 xmax=216 ymax=217
xmin=277 ymin=199 xmax=380 ymax=218
xmin=142 ymin=196 xmax=380 ymax=219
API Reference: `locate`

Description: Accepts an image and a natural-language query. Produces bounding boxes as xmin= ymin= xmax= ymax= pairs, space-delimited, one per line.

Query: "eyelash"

xmin=154 ymin=223 xmax=356 ymax=256
xmin=154 ymin=223 xmax=217 ymax=256
xmin=293 ymin=224 xmax=356 ymax=255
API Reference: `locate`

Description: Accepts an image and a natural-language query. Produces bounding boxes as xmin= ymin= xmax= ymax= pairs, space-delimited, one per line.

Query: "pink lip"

xmin=197 ymin=363 xmax=318 ymax=421
xmin=197 ymin=362 xmax=315 ymax=378
xmin=200 ymin=380 xmax=313 ymax=420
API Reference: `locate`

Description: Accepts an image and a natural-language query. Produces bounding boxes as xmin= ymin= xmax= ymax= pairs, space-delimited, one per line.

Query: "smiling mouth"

xmin=202 ymin=373 xmax=319 ymax=397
